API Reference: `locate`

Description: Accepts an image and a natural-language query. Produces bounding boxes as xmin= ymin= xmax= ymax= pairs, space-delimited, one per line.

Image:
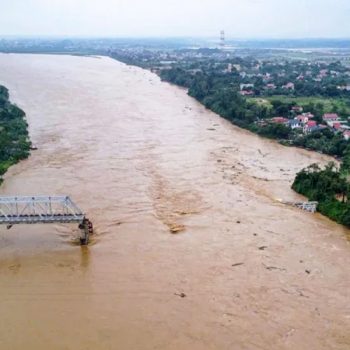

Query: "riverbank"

xmin=0 ymin=85 xmax=31 ymax=184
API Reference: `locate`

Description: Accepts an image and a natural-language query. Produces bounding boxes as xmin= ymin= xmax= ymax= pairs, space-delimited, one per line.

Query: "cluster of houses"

xmin=268 ymin=108 xmax=350 ymax=139
xmin=239 ymin=82 xmax=295 ymax=96
xmin=237 ymin=61 xmax=350 ymax=97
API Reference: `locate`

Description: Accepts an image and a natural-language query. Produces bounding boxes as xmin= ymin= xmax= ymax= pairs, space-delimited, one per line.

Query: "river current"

xmin=0 ymin=54 xmax=349 ymax=350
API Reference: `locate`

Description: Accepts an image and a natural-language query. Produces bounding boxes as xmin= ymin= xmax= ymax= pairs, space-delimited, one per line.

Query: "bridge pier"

xmin=79 ymin=218 xmax=93 ymax=245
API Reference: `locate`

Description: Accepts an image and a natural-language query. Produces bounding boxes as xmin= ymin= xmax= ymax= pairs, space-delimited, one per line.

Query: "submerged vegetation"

xmin=0 ymin=85 xmax=31 ymax=184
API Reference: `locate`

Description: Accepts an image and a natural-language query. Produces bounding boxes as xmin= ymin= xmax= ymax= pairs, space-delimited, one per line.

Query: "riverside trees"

xmin=0 ymin=85 xmax=30 ymax=183
xmin=292 ymin=161 xmax=350 ymax=227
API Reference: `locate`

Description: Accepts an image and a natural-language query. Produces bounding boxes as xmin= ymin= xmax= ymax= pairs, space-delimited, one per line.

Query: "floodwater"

xmin=0 ymin=54 xmax=349 ymax=350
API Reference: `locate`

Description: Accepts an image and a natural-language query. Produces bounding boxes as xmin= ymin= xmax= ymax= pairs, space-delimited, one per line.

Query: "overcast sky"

xmin=0 ymin=0 xmax=349 ymax=38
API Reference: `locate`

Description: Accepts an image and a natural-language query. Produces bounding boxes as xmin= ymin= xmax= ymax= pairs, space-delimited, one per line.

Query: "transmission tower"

xmin=220 ymin=30 xmax=225 ymax=49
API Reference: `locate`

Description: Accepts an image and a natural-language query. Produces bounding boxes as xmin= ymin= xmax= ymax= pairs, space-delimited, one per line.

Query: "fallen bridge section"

xmin=282 ymin=200 xmax=318 ymax=213
xmin=293 ymin=201 xmax=318 ymax=213
xmin=0 ymin=196 xmax=85 ymax=225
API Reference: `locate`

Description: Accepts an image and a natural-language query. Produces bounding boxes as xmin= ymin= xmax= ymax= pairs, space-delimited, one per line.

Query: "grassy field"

xmin=249 ymin=96 xmax=350 ymax=116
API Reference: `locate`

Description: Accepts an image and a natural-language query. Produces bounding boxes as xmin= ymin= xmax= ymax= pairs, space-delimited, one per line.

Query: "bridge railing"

xmin=0 ymin=196 xmax=85 ymax=225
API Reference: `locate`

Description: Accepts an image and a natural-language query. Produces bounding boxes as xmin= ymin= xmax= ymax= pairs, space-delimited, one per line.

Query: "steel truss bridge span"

xmin=0 ymin=196 xmax=92 ymax=244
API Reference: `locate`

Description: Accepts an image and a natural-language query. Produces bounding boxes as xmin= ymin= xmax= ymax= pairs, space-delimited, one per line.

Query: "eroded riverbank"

xmin=0 ymin=54 xmax=349 ymax=350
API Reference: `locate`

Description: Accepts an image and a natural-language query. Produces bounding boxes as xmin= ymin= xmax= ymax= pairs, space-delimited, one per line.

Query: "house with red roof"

xmin=270 ymin=117 xmax=289 ymax=124
xmin=303 ymin=112 xmax=314 ymax=119
xmin=240 ymin=90 xmax=254 ymax=96
xmin=322 ymin=113 xmax=339 ymax=122
xmin=303 ymin=120 xmax=318 ymax=134
xmin=266 ymin=83 xmax=276 ymax=90
xmin=333 ymin=122 xmax=342 ymax=131
xmin=292 ymin=106 xmax=303 ymax=113
xmin=282 ymin=82 xmax=295 ymax=90
xmin=296 ymin=115 xmax=308 ymax=124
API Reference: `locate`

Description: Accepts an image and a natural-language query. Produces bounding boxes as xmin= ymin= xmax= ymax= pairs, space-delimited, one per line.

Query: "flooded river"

xmin=0 ymin=54 xmax=349 ymax=350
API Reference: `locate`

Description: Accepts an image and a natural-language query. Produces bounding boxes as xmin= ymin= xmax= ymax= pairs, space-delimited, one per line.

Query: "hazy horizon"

xmin=0 ymin=35 xmax=350 ymax=40
xmin=1 ymin=0 xmax=349 ymax=39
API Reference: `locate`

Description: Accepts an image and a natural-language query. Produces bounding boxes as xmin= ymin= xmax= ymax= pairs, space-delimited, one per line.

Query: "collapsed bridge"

xmin=282 ymin=200 xmax=318 ymax=213
xmin=0 ymin=196 xmax=93 ymax=245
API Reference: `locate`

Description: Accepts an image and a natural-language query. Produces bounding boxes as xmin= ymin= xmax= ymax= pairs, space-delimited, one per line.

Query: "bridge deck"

xmin=0 ymin=196 xmax=85 ymax=225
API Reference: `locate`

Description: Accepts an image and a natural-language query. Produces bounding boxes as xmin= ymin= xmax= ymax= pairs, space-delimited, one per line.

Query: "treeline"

xmin=292 ymin=161 xmax=350 ymax=227
xmin=159 ymin=68 xmax=194 ymax=88
xmin=292 ymin=129 xmax=347 ymax=156
xmin=0 ymin=85 xmax=31 ymax=183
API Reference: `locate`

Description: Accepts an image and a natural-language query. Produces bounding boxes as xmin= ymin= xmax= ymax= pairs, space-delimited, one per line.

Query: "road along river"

xmin=0 ymin=54 xmax=349 ymax=350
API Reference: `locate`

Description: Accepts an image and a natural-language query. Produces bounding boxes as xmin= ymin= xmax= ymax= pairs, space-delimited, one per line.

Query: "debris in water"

xmin=169 ymin=223 xmax=185 ymax=234
xmin=263 ymin=263 xmax=286 ymax=271
xmin=258 ymin=149 xmax=269 ymax=157
xmin=232 ymin=263 xmax=244 ymax=267
xmin=176 ymin=210 xmax=198 ymax=216
xmin=305 ymin=269 xmax=311 ymax=274
xmin=258 ymin=246 xmax=268 ymax=250
xmin=297 ymin=289 xmax=309 ymax=298
xmin=175 ymin=292 xmax=186 ymax=298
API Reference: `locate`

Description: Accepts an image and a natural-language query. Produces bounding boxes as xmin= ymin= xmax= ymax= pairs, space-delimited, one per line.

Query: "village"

xmin=267 ymin=110 xmax=350 ymax=140
xmin=232 ymin=57 xmax=350 ymax=98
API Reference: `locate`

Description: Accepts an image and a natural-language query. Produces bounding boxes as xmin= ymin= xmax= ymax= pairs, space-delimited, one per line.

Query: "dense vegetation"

xmin=0 ymin=85 xmax=31 ymax=184
xmin=292 ymin=160 xmax=350 ymax=227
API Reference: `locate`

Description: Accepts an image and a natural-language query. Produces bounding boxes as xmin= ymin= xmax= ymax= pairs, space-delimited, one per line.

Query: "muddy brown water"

xmin=0 ymin=54 xmax=349 ymax=350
